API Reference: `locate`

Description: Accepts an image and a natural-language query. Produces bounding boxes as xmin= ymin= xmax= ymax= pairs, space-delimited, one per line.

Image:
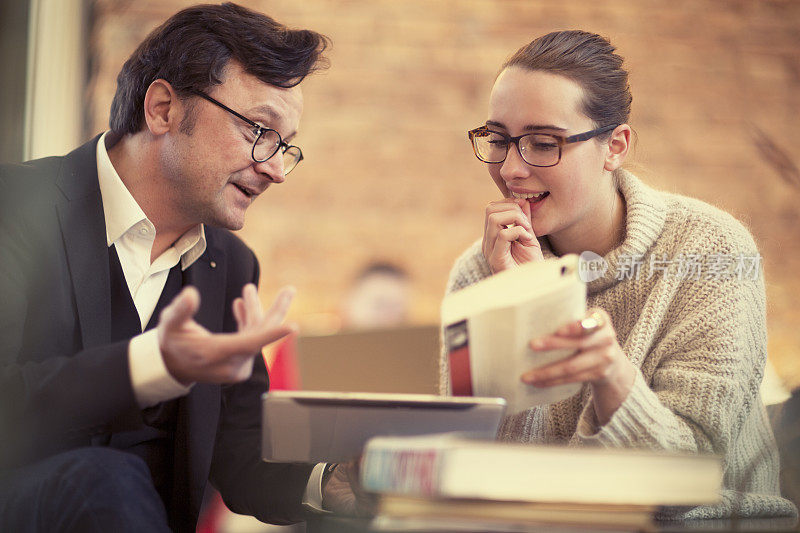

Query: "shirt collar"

xmin=177 ymin=224 xmax=207 ymax=270
xmin=95 ymin=131 xmax=207 ymax=270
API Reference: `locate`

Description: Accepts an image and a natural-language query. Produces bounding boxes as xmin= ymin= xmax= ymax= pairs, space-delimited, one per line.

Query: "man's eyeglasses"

xmin=192 ymin=90 xmax=303 ymax=174
xmin=467 ymin=124 xmax=618 ymax=168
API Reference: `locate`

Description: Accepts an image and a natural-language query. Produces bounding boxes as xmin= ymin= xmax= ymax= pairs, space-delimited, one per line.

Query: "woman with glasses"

xmin=441 ymin=30 xmax=796 ymax=519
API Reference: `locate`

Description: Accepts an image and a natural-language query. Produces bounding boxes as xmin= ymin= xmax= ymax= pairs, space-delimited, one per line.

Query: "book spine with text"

xmin=361 ymin=444 xmax=444 ymax=496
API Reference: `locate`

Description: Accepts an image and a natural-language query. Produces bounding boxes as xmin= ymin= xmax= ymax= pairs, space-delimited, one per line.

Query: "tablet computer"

xmin=261 ymin=391 xmax=506 ymax=463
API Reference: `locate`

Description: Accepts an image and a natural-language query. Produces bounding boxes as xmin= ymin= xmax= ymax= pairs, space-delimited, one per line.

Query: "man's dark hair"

xmin=109 ymin=2 xmax=330 ymax=135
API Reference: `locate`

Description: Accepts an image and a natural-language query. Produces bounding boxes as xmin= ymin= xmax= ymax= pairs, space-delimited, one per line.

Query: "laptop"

xmin=262 ymin=391 xmax=507 ymax=463
xmin=294 ymin=324 xmax=441 ymax=394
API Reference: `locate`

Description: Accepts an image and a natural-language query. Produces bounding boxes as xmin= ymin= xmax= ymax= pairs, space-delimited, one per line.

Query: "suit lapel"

xmin=174 ymin=382 xmax=219 ymax=527
xmin=55 ymin=136 xmax=111 ymax=350
xmin=184 ymin=238 xmax=226 ymax=333
xmin=176 ymin=238 xmax=226 ymax=521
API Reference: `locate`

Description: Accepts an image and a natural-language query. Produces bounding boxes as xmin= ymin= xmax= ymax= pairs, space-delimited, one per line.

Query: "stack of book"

xmin=361 ymin=434 xmax=723 ymax=532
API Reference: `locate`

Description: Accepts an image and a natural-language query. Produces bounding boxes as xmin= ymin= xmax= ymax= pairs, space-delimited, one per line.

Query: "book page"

xmin=469 ymin=279 xmax=585 ymax=413
xmin=442 ymin=256 xmax=586 ymax=414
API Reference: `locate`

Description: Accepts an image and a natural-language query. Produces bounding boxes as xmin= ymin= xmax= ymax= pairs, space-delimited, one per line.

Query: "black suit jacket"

xmin=0 ymin=137 xmax=314 ymax=531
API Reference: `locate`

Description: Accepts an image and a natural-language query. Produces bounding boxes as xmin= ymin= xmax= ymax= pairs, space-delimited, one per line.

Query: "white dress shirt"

xmin=97 ymin=131 xmax=204 ymax=408
xmin=95 ymin=132 xmax=326 ymax=510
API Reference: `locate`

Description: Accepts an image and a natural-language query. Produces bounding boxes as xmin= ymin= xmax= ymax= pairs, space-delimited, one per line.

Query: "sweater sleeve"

xmin=573 ymin=264 xmax=768 ymax=456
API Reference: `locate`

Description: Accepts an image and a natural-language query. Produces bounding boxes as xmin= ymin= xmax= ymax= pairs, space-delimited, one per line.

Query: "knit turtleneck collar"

xmin=537 ymin=169 xmax=668 ymax=295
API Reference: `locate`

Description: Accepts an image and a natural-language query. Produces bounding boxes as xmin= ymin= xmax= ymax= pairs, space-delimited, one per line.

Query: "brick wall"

xmin=88 ymin=0 xmax=800 ymax=386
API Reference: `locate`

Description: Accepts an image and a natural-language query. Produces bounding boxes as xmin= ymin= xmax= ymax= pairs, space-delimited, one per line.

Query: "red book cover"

xmin=445 ymin=320 xmax=472 ymax=396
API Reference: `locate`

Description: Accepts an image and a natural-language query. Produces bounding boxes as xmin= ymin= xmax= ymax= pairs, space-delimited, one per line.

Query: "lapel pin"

xmin=210 ymin=261 xmax=217 ymax=269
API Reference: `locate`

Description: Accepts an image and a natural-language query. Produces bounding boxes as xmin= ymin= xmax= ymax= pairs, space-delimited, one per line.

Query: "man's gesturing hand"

xmin=322 ymin=460 xmax=377 ymax=517
xmin=158 ymin=284 xmax=296 ymax=385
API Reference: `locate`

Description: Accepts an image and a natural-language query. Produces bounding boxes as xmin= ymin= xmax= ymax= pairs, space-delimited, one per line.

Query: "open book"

xmin=441 ymin=255 xmax=586 ymax=413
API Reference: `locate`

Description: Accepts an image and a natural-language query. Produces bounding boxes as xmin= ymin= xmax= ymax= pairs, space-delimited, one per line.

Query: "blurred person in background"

xmin=0 ymin=3 xmax=367 ymax=532
xmin=269 ymin=261 xmax=410 ymax=391
xmin=340 ymin=261 xmax=410 ymax=330
xmin=441 ymin=30 xmax=797 ymax=520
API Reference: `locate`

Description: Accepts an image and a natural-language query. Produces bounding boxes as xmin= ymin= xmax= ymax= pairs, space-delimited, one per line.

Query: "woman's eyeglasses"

xmin=468 ymin=124 xmax=618 ymax=167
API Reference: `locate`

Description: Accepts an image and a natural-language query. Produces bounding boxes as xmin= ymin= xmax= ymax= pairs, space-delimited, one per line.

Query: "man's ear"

xmin=603 ymin=124 xmax=631 ymax=172
xmin=143 ymin=79 xmax=180 ymax=136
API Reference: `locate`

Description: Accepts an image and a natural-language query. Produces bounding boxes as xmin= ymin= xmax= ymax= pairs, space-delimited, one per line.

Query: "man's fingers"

xmin=213 ymin=323 xmax=297 ymax=358
xmin=161 ymin=286 xmax=200 ymax=331
xmin=195 ymin=352 xmax=256 ymax=384
xmin=230 ymin=355 xmax=256 ymax=383
xmin=242 ymin=283 xmax=263 ymax=325
xmin=198 ymin=324 xmax=294 ymax=382
xmin=262 ymin=286 xmax=296 ymax=327
xmin=232 ymin=297 xmax=245 ymax=329
xmin=235 ymin=284 xmax=294 ymax=331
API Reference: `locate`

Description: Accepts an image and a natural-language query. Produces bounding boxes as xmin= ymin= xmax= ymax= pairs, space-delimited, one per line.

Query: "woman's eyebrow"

xmin=485 ymin=120 xmax=567 ymax=133
xmin=523 ymin=124 xmax=567 ymax=133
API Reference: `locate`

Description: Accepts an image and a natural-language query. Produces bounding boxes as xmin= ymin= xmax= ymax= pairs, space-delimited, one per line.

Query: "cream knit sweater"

xmin=440 ymin=170 xmax=797 ymax=519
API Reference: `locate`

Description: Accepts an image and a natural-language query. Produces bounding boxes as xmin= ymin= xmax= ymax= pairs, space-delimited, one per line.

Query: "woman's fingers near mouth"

xmin=521 ymin=198 xmax=532 ymax=221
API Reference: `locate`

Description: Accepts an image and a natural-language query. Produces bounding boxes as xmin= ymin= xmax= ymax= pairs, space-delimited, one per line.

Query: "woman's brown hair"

xmin=503 ymin=30 xmax=632 ymax=137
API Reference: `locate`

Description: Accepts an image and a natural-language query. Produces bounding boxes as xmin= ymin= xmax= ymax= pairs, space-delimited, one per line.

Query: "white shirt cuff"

xmin=128 ymin=329 xmax=193 ymax=408
xmin=302 ymin=463 xmax=330 ymax=513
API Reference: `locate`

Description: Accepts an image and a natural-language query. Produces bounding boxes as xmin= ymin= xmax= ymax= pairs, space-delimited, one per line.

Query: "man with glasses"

xmin=0 ymin=4 xmax=360 ymax=532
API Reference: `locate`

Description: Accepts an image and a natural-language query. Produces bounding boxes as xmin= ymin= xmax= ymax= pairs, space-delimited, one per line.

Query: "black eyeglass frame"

xmin=467 ymin=123 xmax=619 ymax=167
xmin=191 ymin=90 xmax=304 ymax=172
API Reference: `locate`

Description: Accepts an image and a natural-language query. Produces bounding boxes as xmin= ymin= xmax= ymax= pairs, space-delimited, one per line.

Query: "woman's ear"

xmin=603 ymin=124 xmax=631 ymax=172
xmin=143 ymin=79 xmax=180 ymax=136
